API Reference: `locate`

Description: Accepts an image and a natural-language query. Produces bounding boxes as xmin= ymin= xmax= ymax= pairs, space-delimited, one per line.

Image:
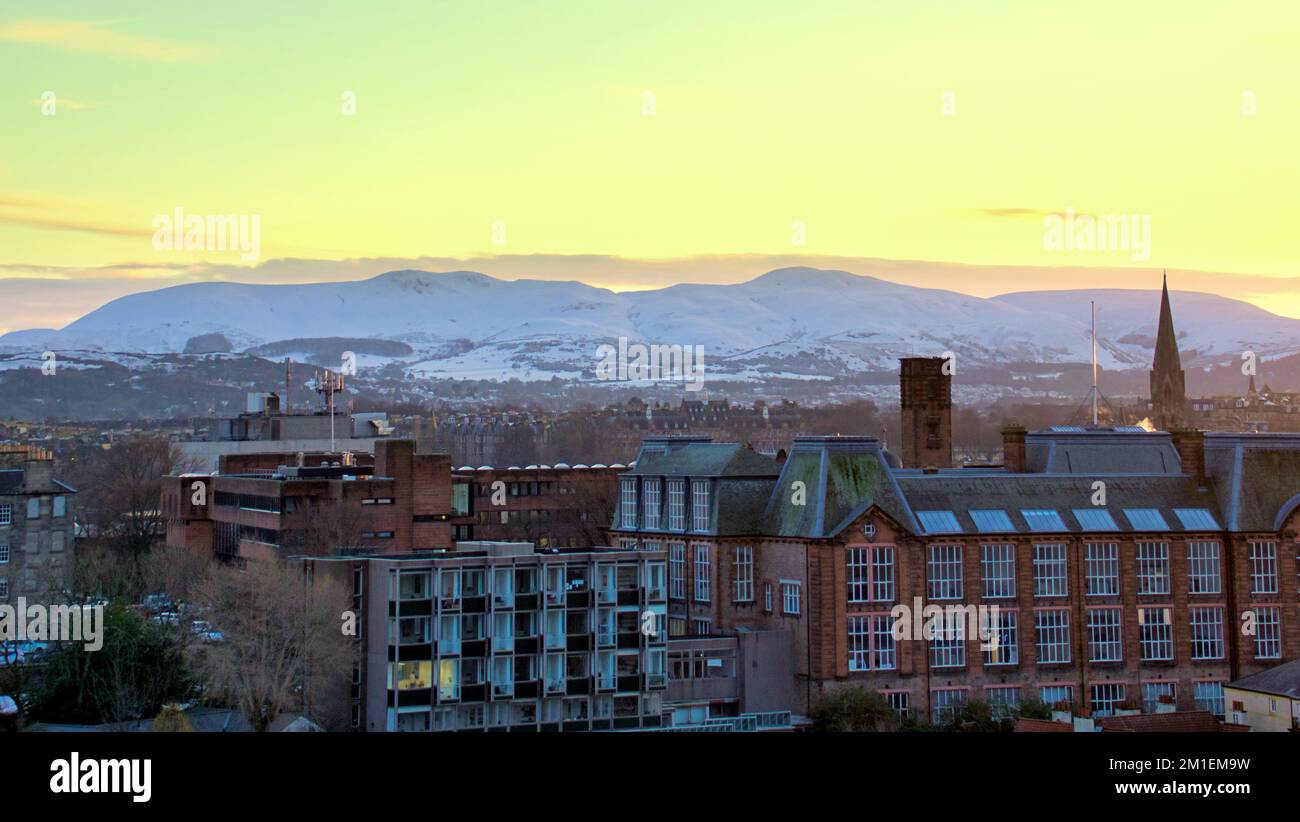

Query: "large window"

xmin=1194 ymin=681 xmax=1225 ymax=717
xmin=0 ymin=503 xmax=10 ymax=525
xmin=1034 ymin=608 xmax=1071 ymax=664
xmin=1253 ymin=606 xmax=1281 ymax=659
xmin=1033 ymin=544 xmax=1068 ymax=597
xmin=1187 ymin=541 xmax=1221 ymax=594
xmin=1136 ymin=542 xmax=1170 ymax=595
xmin=1040 ymin=685 xmax=1074 ymax=710
xmin=848 ymin=545 xmax=894 ymax=603
xmin=1142 ymin=681 xmax=1176 ymax=714
xmin=1189 ymin=607 xmax=1224 ymax=660
xmin=619 ymin=479 xmax=638 ymax=529
xmin=987 ymin=686 xmax=1020 ymax=720
xmin=983 ymin=608 xmax=1018 ymax=666
xmin=848 ymin=614 xmax=896 ymax=671
xmin=1249 ymin=541 xmax=1278 ymax=594
xmin=733 ymin=546 xmax=754 ymax=602
xmin=930 ymin=689 xmax=967 ymax=725
xmin=980 ymin=544 xmax=1016 ymax=598
xmin=781 ymin=580 xmax=801 ymax=615
xmin=1138 ymin=607 xmax=1173 ymax=661
xmin=1087 ymin=607 xmax=1123 ymax=662
xmin=642 ymin=479 xmax=661 ymax=530
xmin=668 ymin=542 xmax=685 ymax=599
xmin=1084 ymin=543 xmax=1119 ymax=596
xmin=927 ymin=544 xmax=963 ymax=600
xmin=930 ymin=616 xmax=965 ymax=668
xmin=0 ymin=542 xmax=8 ymax=565
xmin=666 ymin=480 xmax=686 ymax=530
xmin=692 ymin=543 xmax=710 ymax=603
xmin=1090 ymin=683 xmax=1126 ymax=717
xmin=691 ymin=480 xmax=710 ymax=531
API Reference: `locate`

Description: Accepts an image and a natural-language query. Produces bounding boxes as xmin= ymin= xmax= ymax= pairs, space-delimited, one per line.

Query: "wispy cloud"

xmin=0 ymin=20 xmax=213 ymax=62
xmin=948 ymin=207 xmax=1056 ymax=221
xmin=30 ymin=96 xmax=90 ymax=110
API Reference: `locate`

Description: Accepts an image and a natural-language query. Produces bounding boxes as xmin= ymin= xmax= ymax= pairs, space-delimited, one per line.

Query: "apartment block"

xmin=301 ymin=541 xmax=669 ymax=732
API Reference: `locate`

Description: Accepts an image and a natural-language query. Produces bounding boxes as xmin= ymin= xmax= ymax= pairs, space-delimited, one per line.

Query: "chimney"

xmin=1170 ymin=428 xmax=1206 ymax=487
xmin=21 ymin=453 xmax=55 ymax=493
xmin=899 ymin=357 xmax=952 ymax=469
xmin=1001 ymin=424 xmax=1027 ymax=473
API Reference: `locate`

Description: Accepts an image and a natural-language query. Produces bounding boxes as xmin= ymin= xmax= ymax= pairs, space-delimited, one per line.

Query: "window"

xmin=1142 ymin=681 xmax=1176 ymax=713
xmin=1040 ymin=685 xmax=1073 ymax=711
xmin=848 ymin=545 xmax=894 ymax=603
xmin=930 ymin=614 xmax=965 ymax=668
xmin=1034 ymin=609 xmax=1071 ymax=664
xmin=848 ymin=614 xmax=896 ymax=671
xmin=1253 ymin=606 xmax=1281 ymax=659
xmin=642 ymin=479 xmax=660 ymax=530
xmin=1173 ymin=508 xmax=1220 ymax=530
xmin=917 ymin=510 xmax=962 ymax=534
xmin=1189 ymin=607 xmax=1224 ymax=659
xmin=763 ymin=582 xmax=772 ymax=613
xmin=692 ymin=543 xmax=710 ymax=602
xmin=1087 ymin=608 xmax=1123 ymax=662
xmin=987 ymin=686 xmax=1020 ymax=720
xmin=1194 ymin=681 xmax=1225 ymax=717
xmin=1033 ymin=543 xmax=1068 ymax=597
xmin=691 ymin=480 xmax=710 ymax=531
xmin=1021 ymin=509 xmax=1067 ymax=532
xmin=620 ymin=480 xmax=638 ymax=529
xmin=1136 ymin=542 xmax=1170 ymax=595
xmin=969 ymin=509 xmax=1014 ymax=533
xmin=980 ymin=544 xmax=1016 ymax=598
xmin=1124 ymin=508 xmax=1169 ymax=530
xmin=983 ymin=608 xmax=1018 ymax=666
xmin=666 ymin=480 xmax=685 ymax=530
xmin=0 ymin=503 xmax=10 ymax=525
xmin=0 ymin=542 xmax=7 ymax=564
xmin=931 ymin=689 xmax=967 ymax=725
xmin=1090 ymin=683 xmax=1126 ymax=717
xmin=668 ymin=543 xmax=685 ymax=599
xmin=1138 ymin=607 xmax=1173 ymax=661
xmin=1187 ymin=541 xmax=1221 ymax=594
xmin=885 ymin=691 xmax=909 ymax=719
xmin=0 ymin=577 xmax=7 ymax=599
xmin=733 ymin=546 xmax=753 ymax=602
xmin=1073 ymin=508 xmax=1119 ymax=531
xmin=927 ymin=544 xmax=963 ymax=600
xmin=1249 ymin=541 xmax=1278 ymax=594
xmin=27 ymin=498 xmax=39 ymax=519
xmin=781 ymin=580 xmax=801 ymax=615
xmin=1084 ymin=543 xmax=1119 ymax=596
xmin=53 ymin=496 xmax=66 ymax=518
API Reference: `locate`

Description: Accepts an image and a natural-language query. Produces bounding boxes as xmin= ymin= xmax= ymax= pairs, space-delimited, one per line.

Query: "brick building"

xmin=611 ymin=427 xmax=1300 ymax=723
xmin=452 ymin=463 xmax=621 ymax=548
xmin=163 ymin=440 xmax=462 ymax=560
xmin=899 ymin=356 xmax=952 ymax=469
xmin=0 ymin=448 xmax=77 ymax=604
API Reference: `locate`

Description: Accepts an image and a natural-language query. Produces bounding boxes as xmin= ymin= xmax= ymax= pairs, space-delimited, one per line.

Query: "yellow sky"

xmin=2 ymin=1 xmax=1299 ymax=327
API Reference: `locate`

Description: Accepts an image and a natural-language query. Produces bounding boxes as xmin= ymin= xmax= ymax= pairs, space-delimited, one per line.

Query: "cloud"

xmin=0 ymin=209 xmax=150 ymax=239
xmin=0 ymin=20 xmax=213 ymax=62
xmin=948 ymin=207 xmax=1056 ymax=221
xmin=30 ymin=96 xmax=89 ymax=110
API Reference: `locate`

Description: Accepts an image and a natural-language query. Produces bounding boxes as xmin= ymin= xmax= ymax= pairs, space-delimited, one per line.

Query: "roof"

xmin=1013 ymin=717 xmax=1073 ymax=733
xmin=1205 ymin=433 xmax=1300 ymax=532
xmin=623 ymin=439 xmax=779 ymax=479
xmin=1227 ymin=658 xmax=1300 ymax=699
xmin=1025 ymin=429 xmax=1182 ymax=474
xmin=1097 ymin=711 xmax=1227 ymax=733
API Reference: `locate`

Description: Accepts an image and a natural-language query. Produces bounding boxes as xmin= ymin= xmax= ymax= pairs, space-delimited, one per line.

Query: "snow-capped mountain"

xmin=3 ymin=268 xmax=1299 ymax=385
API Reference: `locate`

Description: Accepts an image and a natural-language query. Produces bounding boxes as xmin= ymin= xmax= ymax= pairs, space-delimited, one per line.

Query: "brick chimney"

xmin=899 ymin=357 xmax=952 ymax=469
xmin=1001 ymin=424 xmax=1027 ymax=473
xmin=1170 ymin=428 xmax=1206 ymax=487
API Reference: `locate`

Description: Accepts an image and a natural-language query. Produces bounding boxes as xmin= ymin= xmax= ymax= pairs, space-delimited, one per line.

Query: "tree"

xmin=31 ymin=603 xmax=196 ymax=726
xmin=811 ymin=685 xmax=900 ymax=732
xmin=191 ymin=559 xmax=352 ymax=731
xmin=70 ymin=436 xmax=201 ymax=556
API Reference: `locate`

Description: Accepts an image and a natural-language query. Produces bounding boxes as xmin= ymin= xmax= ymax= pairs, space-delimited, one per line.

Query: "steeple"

xmin=1149 ymin=272 xmax=1187 ymax=429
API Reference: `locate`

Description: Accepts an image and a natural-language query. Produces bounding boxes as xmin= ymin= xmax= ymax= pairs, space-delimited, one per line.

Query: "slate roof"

xmin=1204 ymin=433 xmax=1300 ymax=532
xmin=623 ymin=438 xmax=779 ymax=479
xmin=1228 ymin=658 xmax=1300 ymax=699
xmin=893 ymin=472 xmax=1222 ymax=536
xmin=1025 ymin=429 xmax=1182 ymax=474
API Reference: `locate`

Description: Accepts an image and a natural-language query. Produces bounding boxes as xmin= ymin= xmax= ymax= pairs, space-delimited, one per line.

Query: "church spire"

xmin=1149 ymin=271 xmax=1187 ymax=429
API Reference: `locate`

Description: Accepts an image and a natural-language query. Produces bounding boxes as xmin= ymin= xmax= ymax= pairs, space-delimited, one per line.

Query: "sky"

xmin=2 ymin=0 xmax=1299 ymax=333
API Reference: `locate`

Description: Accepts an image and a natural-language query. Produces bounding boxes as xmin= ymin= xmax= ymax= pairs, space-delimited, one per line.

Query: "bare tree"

xmin=191 ymin=559 xmax=352 ymax=731
xmin=72 ymin=436 xmax=201 ymax=556
xmin=278 ymin=497 xmax=370 ymax=556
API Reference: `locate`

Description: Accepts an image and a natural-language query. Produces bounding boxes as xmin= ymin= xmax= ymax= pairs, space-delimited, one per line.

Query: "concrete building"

xmin=0 ymin=448 xmax=77 ymax=604
xmin=301 ymin=541 xmax=669 ymax=732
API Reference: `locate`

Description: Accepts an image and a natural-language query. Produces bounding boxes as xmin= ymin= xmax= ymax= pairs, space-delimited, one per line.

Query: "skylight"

xmin=1072 ymin=508 xmax=1119 ymax=531
xmin=916 ymin=510 xmax=962 ymax=534
xmin=1021 ymin=509 xmax=1067 ymax=532
xmin=1123 ymin=508 xmax=1169 ymax=531
xmin=1173 ymin=508 xmax=1220 ymax=530
xmin=970 ymin=509 xmax=1015 ymax=533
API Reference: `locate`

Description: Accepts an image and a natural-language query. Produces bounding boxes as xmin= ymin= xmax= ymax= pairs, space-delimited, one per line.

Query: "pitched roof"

xmin=623 ymin=439 xmax=778 ymax=479
xmin=1228 ymin=658 xmax=1300 ymax=699
xmin=1204 ymin=433 xmax=1300 ymax=531
xmin=1014 ymin=717 xmax=1073 ymax=733
xmin=1097 ymin=711 xmax=1223 ymax=733
xmin=762 ymin=437 xmax=916 ymax=538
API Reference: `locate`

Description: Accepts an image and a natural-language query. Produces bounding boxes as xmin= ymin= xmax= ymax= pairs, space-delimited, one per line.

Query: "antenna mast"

xmin=1091 ymin=301 xmax=1098 ymax=426
xmin=315 ymin=369 xmax=346 ymax=453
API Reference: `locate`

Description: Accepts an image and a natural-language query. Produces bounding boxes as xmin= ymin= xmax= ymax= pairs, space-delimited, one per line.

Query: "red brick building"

xmin=611 ymin=429 xmax=1300 ymax=722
